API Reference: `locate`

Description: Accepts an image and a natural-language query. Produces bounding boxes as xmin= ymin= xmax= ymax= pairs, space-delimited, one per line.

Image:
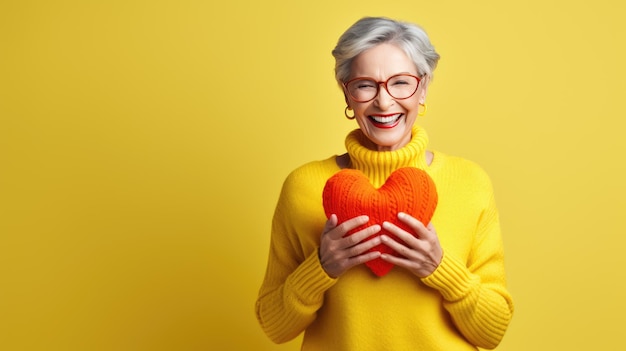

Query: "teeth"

xmin=371 ymin=114 xmax=401 ymax=124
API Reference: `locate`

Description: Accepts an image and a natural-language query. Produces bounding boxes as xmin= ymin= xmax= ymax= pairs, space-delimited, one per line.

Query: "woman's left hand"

xmin=380 ymin=212 xmax=443 ymax=278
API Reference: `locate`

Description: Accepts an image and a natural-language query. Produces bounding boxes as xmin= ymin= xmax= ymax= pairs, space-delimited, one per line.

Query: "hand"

xmin=319 ymin=214 xmax=382 ymax=278
xmin=380 ymin=212 xmax=443 ymax=278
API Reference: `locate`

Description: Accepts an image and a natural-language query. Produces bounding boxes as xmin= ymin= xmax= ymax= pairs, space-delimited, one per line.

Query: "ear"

xmin=342 ymin=86 xmax=351 ymax=107
xmin=417 ymin=77 xmax=431 ymax=104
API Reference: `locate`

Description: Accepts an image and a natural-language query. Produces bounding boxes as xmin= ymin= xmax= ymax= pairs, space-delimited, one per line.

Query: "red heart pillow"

xmin=322 ymin=167 xmax=438 ymax=277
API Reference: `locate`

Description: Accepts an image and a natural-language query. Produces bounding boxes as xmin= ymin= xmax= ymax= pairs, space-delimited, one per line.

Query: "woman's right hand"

xmin=319 ymin=214 xmax=382 ymax=278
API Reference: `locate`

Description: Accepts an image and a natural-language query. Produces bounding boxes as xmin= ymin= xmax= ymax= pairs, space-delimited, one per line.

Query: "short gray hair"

xmin=332 ymin=17 xmax=440 ymax=87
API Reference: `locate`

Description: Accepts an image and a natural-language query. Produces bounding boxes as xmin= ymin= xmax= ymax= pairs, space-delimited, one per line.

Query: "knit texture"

xmin=322 ymin=167 xmax=438 ymax=276
xmin=256 ymin=126 xmax=514 ymax=350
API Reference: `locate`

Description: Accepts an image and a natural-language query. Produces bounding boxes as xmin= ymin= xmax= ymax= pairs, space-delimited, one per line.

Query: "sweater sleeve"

xmin=421 ymin=175 xmax=514 ymax=349
xmin=255 ymin=167 xmax=337 ymax=344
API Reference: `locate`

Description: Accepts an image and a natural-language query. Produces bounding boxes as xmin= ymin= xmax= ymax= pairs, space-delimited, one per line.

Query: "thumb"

xmin=324 ymin=214 xmax=338 ymax=233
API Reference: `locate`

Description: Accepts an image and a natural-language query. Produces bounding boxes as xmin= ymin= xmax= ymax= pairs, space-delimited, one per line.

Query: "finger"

xmin=345 ymin=234 xmax=382 ymax=258
xmin=380 ymin=234 xmax=415 ymax=258
xmin=381 ymin=249 xmax=440 ymax=278
xmin=341 ymin=223 xmax=381 ymax=247
xmin=346 ymin=250 xmax=382 ymax=269
xmin=426 ymin=222 xmax=436 ymax=233
xmin=323 ymin=214 xmax=338 ymax=234
xmin=379 ymin=252 xmax=409 ymax=266
xmin=397 ymin=212 xmax=430 ymax=238
xmin=382 ymin=221 xmax=419 ymax=247
xmin=328 ymin=215 xmax=370 ymax=239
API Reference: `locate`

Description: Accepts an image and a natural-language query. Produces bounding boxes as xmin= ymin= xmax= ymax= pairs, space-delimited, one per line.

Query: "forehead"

xmin=350 ymin=43 xmax=417 ymax=79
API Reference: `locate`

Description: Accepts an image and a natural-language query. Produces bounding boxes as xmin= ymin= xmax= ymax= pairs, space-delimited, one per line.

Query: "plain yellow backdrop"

xmin=1 ymin=0 xmax=625 ymax=350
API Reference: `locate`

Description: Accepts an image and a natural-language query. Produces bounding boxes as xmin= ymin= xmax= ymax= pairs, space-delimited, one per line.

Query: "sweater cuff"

xmin=421 ymin=253 xmax=479 ymax=301
xmin=287 ymin=250 xmax=337 ymax=304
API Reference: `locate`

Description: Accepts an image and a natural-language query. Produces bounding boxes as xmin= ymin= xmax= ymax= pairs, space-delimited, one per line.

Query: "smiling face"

xmin=345 ymin=43 xmax=428 ymax=151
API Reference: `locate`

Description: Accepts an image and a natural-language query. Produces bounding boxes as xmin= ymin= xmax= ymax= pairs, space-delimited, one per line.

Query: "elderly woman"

xmin=255 ymin=17 xmax=513 ymax=350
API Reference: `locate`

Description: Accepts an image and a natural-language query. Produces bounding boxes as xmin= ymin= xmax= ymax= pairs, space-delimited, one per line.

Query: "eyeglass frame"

xmin=342 ymin=74 xmax=422 ymax=103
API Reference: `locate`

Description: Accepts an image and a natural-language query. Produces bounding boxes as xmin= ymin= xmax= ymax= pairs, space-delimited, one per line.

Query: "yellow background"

xmin=1 ymin=0 xmax=625 ymax=350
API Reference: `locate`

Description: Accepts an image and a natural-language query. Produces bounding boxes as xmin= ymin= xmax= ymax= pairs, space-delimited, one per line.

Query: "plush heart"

xmin=322 ymin=167 xmax=438 ymax=277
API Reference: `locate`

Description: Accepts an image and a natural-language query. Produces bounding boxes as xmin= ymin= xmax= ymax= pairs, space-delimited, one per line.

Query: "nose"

xmin=374 ymin=83 xmax=395 ymax=110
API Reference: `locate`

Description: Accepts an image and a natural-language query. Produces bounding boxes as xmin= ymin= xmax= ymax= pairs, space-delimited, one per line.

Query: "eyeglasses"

xmin=343 ymin=74 xmax=421 ymax=103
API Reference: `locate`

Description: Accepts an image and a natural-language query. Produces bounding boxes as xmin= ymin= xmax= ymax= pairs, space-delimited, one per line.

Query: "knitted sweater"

xmin=255 ymin=126 xmax=514 ymax=350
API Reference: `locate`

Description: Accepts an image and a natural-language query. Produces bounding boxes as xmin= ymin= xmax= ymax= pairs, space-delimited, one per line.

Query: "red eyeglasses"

xmin=343 ymin=74 xmax=421 ymax=103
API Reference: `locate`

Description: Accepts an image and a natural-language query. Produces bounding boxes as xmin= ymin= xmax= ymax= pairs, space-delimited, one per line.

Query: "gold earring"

xmin=418 ymin=103 xmax=428 ymax=116
xmin=344 ymin=106 xmax=356 ymax=120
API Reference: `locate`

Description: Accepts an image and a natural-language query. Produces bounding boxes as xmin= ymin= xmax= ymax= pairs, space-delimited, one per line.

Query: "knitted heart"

xmin=322 ymin=167 xmax=438 ymax=277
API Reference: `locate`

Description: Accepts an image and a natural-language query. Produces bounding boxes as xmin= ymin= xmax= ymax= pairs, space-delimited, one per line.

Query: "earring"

xmin=418 ymin=103 xmax=428 ymax=116
xmin=344 ymin=106 xmax=356 ymax=120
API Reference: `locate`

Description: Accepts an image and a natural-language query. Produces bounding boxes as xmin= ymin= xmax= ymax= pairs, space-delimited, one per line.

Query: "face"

xmin=345 ymin=43 xmax=428 ymax=151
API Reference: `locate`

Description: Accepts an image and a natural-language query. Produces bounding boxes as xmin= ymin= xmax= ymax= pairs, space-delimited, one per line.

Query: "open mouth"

xmin=368 ymin=113 xmax=403 ymax=128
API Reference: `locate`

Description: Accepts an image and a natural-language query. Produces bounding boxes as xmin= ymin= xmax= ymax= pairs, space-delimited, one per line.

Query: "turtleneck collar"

xmin=345 ymin=126 xmax=430 ymax=188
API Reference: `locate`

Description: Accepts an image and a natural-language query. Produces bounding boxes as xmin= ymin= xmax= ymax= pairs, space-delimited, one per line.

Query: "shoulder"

xmin=283 ymin=156 xmax=338 ymax=186
xmin=279 ymin=156 xmax=340 ymax=201
xmin=431 ymin=151 xmax=494 ymax=192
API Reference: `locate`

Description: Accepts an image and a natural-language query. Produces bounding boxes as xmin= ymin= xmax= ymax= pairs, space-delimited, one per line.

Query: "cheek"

xmin=400 ymin=99 xmax=421 ymax=115
xmin=351 ymin=103 xmax=371 ymax=117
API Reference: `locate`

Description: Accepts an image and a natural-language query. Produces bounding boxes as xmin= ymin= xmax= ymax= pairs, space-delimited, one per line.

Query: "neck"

xmin=345 ymin=126 xmax=430 ymax=188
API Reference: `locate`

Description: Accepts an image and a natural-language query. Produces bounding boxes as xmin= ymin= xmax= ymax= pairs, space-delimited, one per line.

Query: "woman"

xmin=255 ymin=17 xmax=513 ymax=350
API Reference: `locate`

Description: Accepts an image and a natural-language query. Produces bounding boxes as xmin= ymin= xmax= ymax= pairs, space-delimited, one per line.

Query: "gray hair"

xmin=332 ymin=17 xmax=440 ymax=87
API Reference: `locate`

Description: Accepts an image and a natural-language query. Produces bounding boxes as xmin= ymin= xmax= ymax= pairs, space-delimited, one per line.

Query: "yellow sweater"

xmin=255 ymin=126 xmax=514 ymax=350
